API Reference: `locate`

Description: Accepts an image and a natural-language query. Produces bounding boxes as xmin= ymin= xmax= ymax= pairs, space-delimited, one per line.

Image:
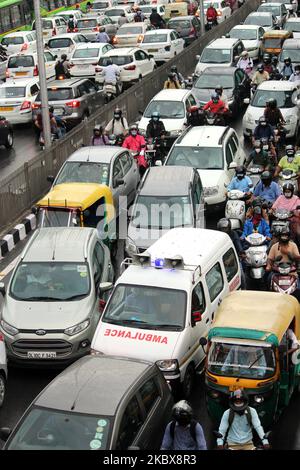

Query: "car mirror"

xmin=213 ymin=430 xmax=223 ymax=439
xmin=98 ymin=282 xmax=113 ymax=296
xmin=196 ymin=54 xmax=200 ymax=61
xmin=31 ymin=206 xmax=37 ymax=215
xmin=0 ymin=282 xmax=5 ymax=297
xmin=243 ymin=97 xmax=250 ymax=105
xmin=47 ymin=175 xmax=55 ymax=183
xmin=191 ymin=310 xmax=202 ymax=326
xmin=54 ymin=55 xmax=58 ymax=59
xmin=297 ymin=99 xmax=300 ymax=108
xmin=148 ymin=54 xmax=153 ymax=59
xmin=0 ymin=427 xmax=11 ymax=441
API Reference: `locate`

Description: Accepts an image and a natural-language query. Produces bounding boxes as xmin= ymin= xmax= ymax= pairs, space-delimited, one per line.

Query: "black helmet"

xmin=283 ymin=182 xmax=294 ymax=197
xmin=217 ymin=218 xmax=232 ymax=233
xmin=286 ymin=144 xmax=295 ymax=157
xmin=151 ymin=111 xmax=160 ymax=120
xmin=114 ymin=107 xmax=122 ymax=119
xmin=278 ymin=226 xmax=290 ymax=243
xmin=284 ymin=56 xmax=291 ymax=63
xmin=215 ymin=84 xmax=223 ymax=94
xmin=168 ymin=72 xmax=176 ymax=80
xmin=267 ymin=98 xmax=277 ymax=108
xmin=271 ymin=55 xmax=278 ymax=64
xmin=171 ymin=65 xmax=178 ymax=73
xmin=263 ymin=52 xmax=271 ymax=63
xmin=261 ymin=170 xmax=272 ymax=185
xmin=295 ymin=65 xmax=300 ymax=72
xmin=259 ymin=116 xmax=267 ymax=125
xmin=235 ymin=165 xmax=246 ymax=176
xmin=61 ymin=54 xmax=67 ymax=61
xmin=49 ymin=105 xmax=54 ymax=114
xmin=172 ymin=400 xmax=193 ymax=426
xmin=229 ymin=389 xmax=249 ymax=413
xmin=257 ymin=63 xmax=264 ymax=72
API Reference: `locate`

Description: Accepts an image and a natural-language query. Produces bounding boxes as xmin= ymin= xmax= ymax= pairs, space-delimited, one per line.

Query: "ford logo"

xmin=36 ymin=330 xmax=46 ymax=336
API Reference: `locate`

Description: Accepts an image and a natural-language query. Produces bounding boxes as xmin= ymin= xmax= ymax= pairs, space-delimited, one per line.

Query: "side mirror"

xmin=116 ymin=178 xmax=124 ymax=186
xmin=98 ymin=282 xmax=113 ymax=296
xmin=0 ymin=282 xmax=6 ymax=297
xmin=196 ymin=54 xmax=200 ymax=61
xmin=243 ymin=97 xmax=250 ymax=105
xmin=47 ymin=175 xmax=55 ymax=183
xmin=148 ymin=54 xmax=153 ymax=59
xmin=191 ymin=310 xmax=202 ymax=326
xmin=128 ymin=205 xmax=133 ymax=220
xmin=199 ymin=337 xmax=208 ymax=347
xmin=0 ymin=427 xmax=11 ymax=441
xmin=54 ymin=55 xmax=58 ymax=59
xmin=297 ymin=100 xmax=300 ymax=108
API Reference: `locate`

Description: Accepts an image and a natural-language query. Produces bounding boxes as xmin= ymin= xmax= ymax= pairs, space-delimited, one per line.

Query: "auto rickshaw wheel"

xmin=182 ymin=364 xmax=195 ymax=399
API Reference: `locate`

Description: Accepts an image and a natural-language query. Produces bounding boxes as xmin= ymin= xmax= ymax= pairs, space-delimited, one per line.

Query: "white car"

xmin=243 ymin=80 xmax=300 ymax=139
xmin=0 ymin=329 xmax=7 ymax=408
xmin=32 ymin=16 xmax=68 ymax=41
xmin=257 ymin=2 xmax=288 ymax=28
xmin=228 ymin=25 xmax=265 ymax=60
xmin=203 ymin=0 xmax=231 ymax=24
xmin=6 ymin=51 xmax=56 ymax=80
xmin=53 ymin=10 xmax=83 ymax=24
xmin=104 ymin=6 xmax=135 ymax=24
xmin=45 ymin=33 xmax=89 ymax=59
xmin=95 ymin=47 xmax=156 ymax=85
xmin=113 ymin=22 xmax=149 ymax=48
xmin=194 ymin=37 xmax=245 ymax=75
xmin=243 ymin=12 xmax=278 ymax=32
xmin=140 ymin=29 xmax=184 ymax=63
xmin=1 ymin=31 xmax=37 ymax=56
xmin=285 ymin=17 xmax=300 ymax=38
xmin=88 ymin=0 xmax=114 ymax=15
xmin=75 ymin=16 xmax=105 ymax=42
xmin=0 ymin=78 xmax=40 ymax=125
xmin=138 ymin=4 xmax=166 ymax=21
xmin=69 ymin=42 xmax=114 ymax=78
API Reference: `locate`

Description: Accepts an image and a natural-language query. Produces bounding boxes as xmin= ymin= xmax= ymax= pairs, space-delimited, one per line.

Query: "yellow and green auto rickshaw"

xmin=261 ymin=30 xmax=293 ymax=56
xmin=202 ymin=290 xmax=300 ymax=428
xmin=34 ymin=182 xmax=116 ymax=249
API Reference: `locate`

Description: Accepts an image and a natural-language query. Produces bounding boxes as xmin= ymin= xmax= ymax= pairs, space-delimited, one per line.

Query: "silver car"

xmin=47 ymin=146 xmax=140 ymax=209
xmin=0 ymin=227 xmax=114 ymax=366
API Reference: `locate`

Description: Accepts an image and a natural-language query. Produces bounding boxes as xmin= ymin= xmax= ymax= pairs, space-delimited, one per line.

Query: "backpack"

xmin=169 ymin=419 xmax=198 ymax=445
xmin=224 ymin=407 xmax=253 ymax=443
xmin=55 ymin=60 xmax=65 ymax=76
xmin=68 ymin=19 xmax=75 ymax=30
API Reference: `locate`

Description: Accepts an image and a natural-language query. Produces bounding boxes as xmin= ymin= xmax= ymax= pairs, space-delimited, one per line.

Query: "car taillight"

xmin=93 ymin=26 xmax=100 ymax=31
xmin=137 ymin=34 xmax=143 ymax=42
xmin=66 ymin=100 xmax=81 ymax=108
xmin=69 ymin=63 xmax=75 ymax=67
xmin=95 ymin=66 xmax=103 ymax=72
xmin=217 ymin=10 xmax=222 ymax=15
xmin=32 ymin=103 xmax=41 ymax=110
xmin=124 ymin=64 xmax=136 ymax=70
xmin=33 ymin=65 xmax=39 ymax=76
xmin=5 ymin=69 xmax=9 ymax=78
xmin=0 ymin=333 xmax=3 ymax=342
xmin=74 ymin=27 xmax=78 ymax=32
xmin=20 ymin=100 xmax=31 ymax=110
xmin=20 ymin=43 xmax=28 ymax=51
xmin=189 ymin=27 xmax=196 ymax=36
xmin=52 ymin=28 xmax=57 ymax=36
xmin=112 ymin=36 xmax=118 ymax=44
xmin=91 ymin=62 xmax=98 ymax=66
xmin=165 ymin=45 xmax=170 ymax=51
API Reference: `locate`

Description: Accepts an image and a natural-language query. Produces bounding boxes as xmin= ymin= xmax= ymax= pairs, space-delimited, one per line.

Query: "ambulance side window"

xmin=206 ymin=263 xmax=224 ymax=301
xmin=191 ymin=282 xmax=206 ymax=314
xmin=222 ymin=248 xmax=238 ymax=282
xmin=116 ymin=396 xmax=144 ymax=450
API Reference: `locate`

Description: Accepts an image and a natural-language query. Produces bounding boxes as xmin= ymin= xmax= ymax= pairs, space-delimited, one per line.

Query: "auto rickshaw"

xmin=201 ymin=290 xmax=300 ymax=428
xmin=164 ymin=2 xmax=188 ymax=20
xmin=262 ymin=30 xmax=293 ymax=56
xmin=33 ymin=182 xmax=116 ymax=249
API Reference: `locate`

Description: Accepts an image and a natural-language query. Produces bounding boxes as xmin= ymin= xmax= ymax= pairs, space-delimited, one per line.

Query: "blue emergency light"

xmin=154 ymin=258 xmax=164 ymax=269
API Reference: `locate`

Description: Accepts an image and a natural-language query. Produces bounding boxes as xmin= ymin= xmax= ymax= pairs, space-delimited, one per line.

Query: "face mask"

xmin=131 ymin=131 xmax=137 ymax=136
xmin=114 ymin=115 xmax=121 ymax=120
xmin=255 ymin=148 xmax=260 ymax=153
xmin=153 ymin=117 xmax=159 ymax=122
xmin=261 ymin=122 xmax=267 ymax=126
xmin=287 ymin=155 xmax=294 ymax=162
xmin=280 ymin=235 xmax=289 ymax=244
xmin=284 ymin=191 xmax=292 ymax=198
xmin=237 ymin=174 xmax=244 ymax=180
xmin=213 ymin=100 xmax=218 ymax=104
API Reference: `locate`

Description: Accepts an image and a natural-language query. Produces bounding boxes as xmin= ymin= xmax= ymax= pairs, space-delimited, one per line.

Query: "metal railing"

xmin=0 ymin=0 xmax=259 ymax=232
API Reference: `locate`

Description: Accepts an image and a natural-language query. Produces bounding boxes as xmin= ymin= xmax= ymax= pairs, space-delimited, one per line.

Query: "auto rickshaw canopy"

xmin=208 ymin=291 xmax=300 ymax=346
xmin=263 ymin=30 xmax=293 ymax=40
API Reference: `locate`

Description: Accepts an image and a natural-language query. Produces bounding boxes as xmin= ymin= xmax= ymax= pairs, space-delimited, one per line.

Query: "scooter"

xmin=103 ymin=82 xmax=118 ymax=104
xmin=244 ymin=232 xmax=268 ymax=288
xmin=278 ymin=168 xmax=298 ymax=194
xmin=271 ymin=207 xmax=292 ymax=236
xmin=271 ymin=259 xmax=298 ymax=295
xmin=225 ymin=190 xmax=247 ymax=230
xmin=246 ymin=164 xmax=264 ymax=189
xmin=203 ymin=110 xmax=225 ymax=126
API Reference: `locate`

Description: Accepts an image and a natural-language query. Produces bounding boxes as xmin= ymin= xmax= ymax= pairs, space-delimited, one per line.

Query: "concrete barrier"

xmin=0 ymin=0 xmax=259 ymax=232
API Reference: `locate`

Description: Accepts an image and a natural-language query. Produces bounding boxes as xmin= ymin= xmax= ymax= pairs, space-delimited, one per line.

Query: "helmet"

xmin=283 ymin=182 xmax=294 ymax=197
xmin=259 ymin=116 xmax=267 ymax=125
xmin=61 ymin=54 xmax=67 ymax=61
xmin=215 ymin=84 xmax=223 ymax=94
xmin=257 ymin=63 xmax=264 ymax=72
xmin=263 ymin=53 xmax=271 ymax=63
xmin=152 ymin=7 xmax=156 ymax=11
xmin=295 ymin=65 xmax=300 ymax=73
xmin=271 ymin=55 xmax=278 ymax=65
xmin=172 ymin=400 xmax=193 ymax=426
xmin=278 ymin=226 xmax=290 ymax=243
xmin=171 ymin=65 xmax=178 ymax=73
xmin=286 ymin=144 xmax=295 ymax=156
xmin=217 ymin=218 xmax=232 ymax=233
xmin=114 ymin=107 xmax=122 ymax=119
xmin=168 ymin=72 xmax=176 ymax=80
xmin=267 ymin=98 xmax=277 ymax=108
xmin=229 ymin=389 xmax=249 ymax=413
xmin=211 ymin=92 xmax=219 ymax=102
xmin=93 ymin=125 xmax=101 ymax=134
xmin=252 ymin=197 xmax=262 ymax=208
xmin=241 ymin=50 xmax=248 ymax=57
xmin=151 ymin=111 xmax=160 ymax=120
xmin=261 ymin=170 xmax=272 ymax=185
xmin=284 ymin=56 xmax=291 ymax=63
xmin=235 ymin=165 xmax=246 ymax=177
xmin=49 ymin=105 xmax=54 ymax=113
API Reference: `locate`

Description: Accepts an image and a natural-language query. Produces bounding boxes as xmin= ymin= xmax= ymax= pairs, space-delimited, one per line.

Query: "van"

xmin=126 ymin=166 xmax=205 ymax=256
xmin=92 ymin=227 xmax=242 ymax=397
xmin=32 ymin=17 xmax=67 ymax=41
xmin=164 ymin=2 xmax=188 ymax=19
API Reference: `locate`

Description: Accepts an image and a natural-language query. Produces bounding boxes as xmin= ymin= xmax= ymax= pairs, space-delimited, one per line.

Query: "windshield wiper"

xmin=149 ymin=324 xmax=182 ymax=330
xmin=248 ymin=353 xmax=266 ymax=369
xmin=62 ymin=294 xmax=87 ymax=301
xmin=23 ymin=296 xmax=63 ymax=301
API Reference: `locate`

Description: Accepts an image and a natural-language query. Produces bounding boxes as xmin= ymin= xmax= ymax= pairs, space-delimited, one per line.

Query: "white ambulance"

xmin=92 ymin=228 xmax=241 ymax=397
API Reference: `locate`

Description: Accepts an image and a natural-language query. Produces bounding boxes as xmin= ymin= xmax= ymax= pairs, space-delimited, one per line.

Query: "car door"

xmin=27 ymin=33 xmax=37 ymax=53
xmin=191 ymin=171 xmax=205 ymax=228
xmin=111 ymin=154 xmax=126 ymax=211
xmin=190 ymin=281 xmax=210 ymax=365
xmin=134 ymin=49 xmax=149 ymax=76
xmin=173 ymin=31 xmax=184 ymax=53
xmin=204 ymin=262 xmax=227 ymax=324
xmin=44 ymin=51 xmax=56 ymax=79
xmin=114 ymin=395 xmax=145 ymax=450
xmin=222 ymin=246 xmax=241 ymax=292
xmin=119 ymin=151 xmax=139 ymax=204
xmin=90 ymin=242 xmax=104 ymax=328
xmin=192 ymin=17 xmax=201 ymax=36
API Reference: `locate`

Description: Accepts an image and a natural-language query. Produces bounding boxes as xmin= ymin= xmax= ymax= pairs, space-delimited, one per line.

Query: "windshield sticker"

xmin=80 ymin=272 xmax=87 ymax=277
xmin=77 ymin=265 xmax=87 ymax=273
xmin=90 ymin=439 xmax=102 ymax=450
xmin=98 ymin=419 xmax=108 ymax=427
xmin=104 ymin=328 xmax=168 ymax=344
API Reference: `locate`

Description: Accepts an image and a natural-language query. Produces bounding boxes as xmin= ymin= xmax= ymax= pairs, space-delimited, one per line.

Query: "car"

xmin=194 ymin=38 xmax=245 ymax=76
xmin=32 ymin=16 xmax=67 ymax=41
xmin=126 ymin=166 xmax=205 ymax=255
xmin=228 ymin=25 xmax=265 ymax=60
xmin=269 ymin=0 xmax=298 ymax=12
xmin=0 ymin=355 xmax=173 ymax=449
xmin=243 ymin=12 xmax=278 ymax=32
xmin=89 ymin=0 xmax=114 ymax=15
xmin=164 ymin=125 xmax=246 ymax=210
xmin=6 ymin=51 xmax=57 ymax=80
xmin=84 ymin=15 xmax=118 ymax=41
xmin=53 ymin=9 xmax=83 ymax=24
xmin=202 ymin=0 xmax=231 ymax=24
xmin=140 ymin=29 xmax=185 ymax=63
xmin=167 ymin=15 xmax=202 ymax=45
xmin=74 ymin=16 xmax=108 ymax=42
xmin=0 ymin=330 xmax=7 ymax=408
xmin=191 ymin=66 xmax=250 ymax=112
xmin=1 ymin=31 xmax=37 ymax=56
xmin=69 ymin=43 xmax=114 ymax=78
xmin=32 ymin=79 xmax=102 ymax=127
xmin=45 ymin=33 xmax=89 ymax=59
xmin=284 ymin=17 xmax=300 ymax=38
xmin=257 ymin=2 xmax=288 ymax=28
xmin=48 ymin=146 xmax=140 ymax=209
xmin=138 ymin=89 xmax=199 ymax=146
xmin=278 ymin=38 xmax=300 ymax=68
xmin=0 ymin=78 xmax=40 ymax=125
xmin=112 ymin=22 xmax=150 ymax=48
xmin=104 ymin=6 xmax=135 ymax=24
xmin=0 ymin=227 xmax=114 ymax=366
xmin=0 ymin=116 xmax=13 ymax=149
xmin=95 ymin=47 xmax=156 ymax=86
xmin=138 ymin=3 xmax=166 ymax=21
xmin=242 ymin=80 xmax=300 ymax=139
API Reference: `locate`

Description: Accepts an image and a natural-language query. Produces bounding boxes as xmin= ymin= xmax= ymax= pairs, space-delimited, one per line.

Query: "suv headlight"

xmin=204 ymin=186 xmax=219 ymax=196
xmin=156 ymin=359 xmax=179 ymax=372
xmin=245 ymin=113 xmax=254 ymax=124
xmin=169 ymin=129 xmax=182 ymax=137
xmin=126 ymin=237 xmax=137 ymax=255
xmin=0 ymin=320 xmax=19 ymax=336
xmin=64 ymin=319 xmax=90 ymax=336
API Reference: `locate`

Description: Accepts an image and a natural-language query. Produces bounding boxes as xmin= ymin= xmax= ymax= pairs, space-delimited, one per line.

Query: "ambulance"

xmin=91 ymin=228 xmax=241 ymax=397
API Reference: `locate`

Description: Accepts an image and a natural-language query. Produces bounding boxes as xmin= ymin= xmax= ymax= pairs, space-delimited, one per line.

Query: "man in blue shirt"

xmin=253 ymin=170 xmax=281 ymax=204
xmin=227 ymin=166 xmax=253 ymax=194
xmin=252 ymin=116 xmax=274 ymax=143
xmin=96 ymin=27 xmax=110 ymax=43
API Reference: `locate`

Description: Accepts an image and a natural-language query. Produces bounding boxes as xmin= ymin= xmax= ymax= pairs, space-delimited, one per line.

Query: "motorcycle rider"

xmin=274 ymin=144 xmax=300 ymax=181
xmin=187 ymin=105 xmax=205 ymax=126
xmin=227 ymin=166 xmax=253 ymax=195
xmin=266 ymin=227 xmax=300 ymax=283
xmin=240 ymin=201 xmax=272 ymax=241
xmin=170 ymin=65 xmax=184 ymax=86
xmin=55 ymin=54 xmax=71 ymax=79
xmin=206 ymin=3 xmax=218 ymax=26
xmin=161 ymin=400 xmax=207 ymax=450
xmin=164 ymin=72 xmax=181 ymax=89
xmin=49 ymin=105 xmax=66 ymax=139
xmin=289 ymin=64 xmax=300 ymax=83
xmin=252 ymin=116 xmax=274 ymax=144
xmin=246 ymin=140 xmax=272 ymax=169
xmin=96 ymin=26 xmax=110 ymax=43
xmin=287 ymin=3 xmax=297 ymax=18
xmin=118 ymin=12 xmax=128 ymax=27
xmin=253 ymin=170 xmax=282 ymax=204
xmin=251 ymin=64 xmax=270 ymax=87
xmin=34 ymin=106 xmax=59 ymax=142
xmin=134 ymin=7 xmax=145 ymax=22
xmin=217 ymin=218 xmax=246 ymax=288
xmin=214 ymin=85 xmax=229 ymax=110
xmin=281 ymin=57 xmax=294 ymax=80
xmin=150 ymin=7 xmax=165 ymax=28
xmin=67 ymin=14 xmax=77 ymax=32
xmin=270 ymin=55 xmax=282 ymax=80
xmin=146 ymin=111 xmax=166 ymax=139
xmin=237 ymin=51 xmax=253 ymax=76
xmin=102 ymin=57 xmax=120 ymax=94
xmin=203 ymin=92 xmax=226 ymax=124
xmin=217 ymin=389 xmax=270 ymax=450
xmin=91 ymin=125 xmax=109 ymax=146
xmin=270 ymin=182 xmax=300 ymax=241
xmin=122 ymin=124 xmax=146 ymax=152
xmin=262 ymin=53 xmax=273 ymax=75
xmin=104 ymin=107 xmax=128 ymax=136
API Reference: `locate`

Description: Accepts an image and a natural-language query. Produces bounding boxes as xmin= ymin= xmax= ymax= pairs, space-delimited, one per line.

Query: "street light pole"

xmin=33 ymin=0 xmax=51 ymax=149
xmin=199 ymin=0 xmax=205 ymax=37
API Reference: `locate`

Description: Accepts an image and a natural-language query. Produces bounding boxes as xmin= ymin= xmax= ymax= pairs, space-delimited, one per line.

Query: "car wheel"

xmin=182 ymin=364 xmax=195 ymax=399
xmin=138 ymin=74 xmax=143 ymax=82
xmin=5 ymin=131 xmax=13 ymax=149
xmin=0 ymin=373 xmax=6 ymax=408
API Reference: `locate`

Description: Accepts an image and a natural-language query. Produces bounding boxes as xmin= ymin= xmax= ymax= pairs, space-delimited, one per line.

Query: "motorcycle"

xmin=278 ymin=168 xmax=298 ymax=194
xmin=206 ymin=17 xmax=217 ymax=30
xmin=108 ymin=134 xmax=124 ymax=146
xmin=246 ymin=164 xmax=264 ymax=189
xmin=203 ymin=110 xmax=225 ymax=126
xmin=225 ymin=190 xmax=248 ymax=230
xmin=271 ymin=258 xmax=298 ymax=295
xmin=144 ymin=136 xmax=167 ymax=166
xmin=244 ymin=232 xmax=268 ymax=288
xmin=271 ymin=207 xmax=292 ymax=235
xmin=260 ymin=137 xmax=277 ymax=168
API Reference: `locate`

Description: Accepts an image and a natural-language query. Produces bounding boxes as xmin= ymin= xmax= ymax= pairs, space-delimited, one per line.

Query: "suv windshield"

xmin=56 ymin=162 xmax=109 ymax=185
xmin=279 ymin=48 xmax=300 ymax=63
xmin=142 ymin=34 xmax=168 ymax=43
xmin=0 ymin=87 xmax=25 ymax=98
xmin=8 ymin=56 xmax=34 ymax=67
xmin=258 ymin=5 xmax=280 ymax=15
xmin=285 ymin=22 xmax=300 ymax=33
xmin=73 ymin=48 xmax=100 ymax=58
xmin=208 ymin=341 xmax=276 ymax=379
xmin=132 ymin=195 xmax=193 ymax=229
xmin=77 ymin=19 xmax=97 ymax=28
xmin=48 ymin=38 xmax=72 ymax=48
xmin=167 ymin=146 xmax=224 ymax=170
xmin=144 ymin=100 xmax=185 ymax=118
xmin=194 ymin=73 xmax=234 ymax=89
xmin=103 ymin=284 xmax=186 ymax=330
xmin=244 ymin=15 xmax=272 ymax=26
xmin=99 ymin=55 xmax=132 ymax=66
xmin=7 ymin=408 xmax=111 ymax=450
xmin=10 ymin=261 xmax=90 ymax=301
xmin=200 ymin=48 xmax=231 ymax=64
xmin=252 ymin=89 xmax=294 ymax=108
xmin=229 ymin=28 xmax=258 ymax=40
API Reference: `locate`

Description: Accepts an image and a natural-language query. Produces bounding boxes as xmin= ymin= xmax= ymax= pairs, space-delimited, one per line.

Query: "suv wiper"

xmin=62 ymin=294 xmax=87 ymax=301
xmin=24 ymin=296 xmax=63 ymax=301
xmin=149 ymin=324 xmax=182 ymax=330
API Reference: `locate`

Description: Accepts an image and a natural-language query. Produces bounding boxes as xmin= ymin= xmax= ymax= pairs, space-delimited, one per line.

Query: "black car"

xmin=0 ymin=116 xmax=13 ymax=149
xmin=167 ymin=15 xmax=202 ymax=45
xmin=191 ymin=66 xmax=251 ymax=114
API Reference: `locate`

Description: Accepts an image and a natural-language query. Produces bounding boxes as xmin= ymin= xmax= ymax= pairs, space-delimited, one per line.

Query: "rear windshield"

xmin=99 ymin=55 xmax=132 ymax=65
xmin=105 ymin=9 xmax=125 ymax=16
xmin=142 ymin=34 xmax=168 ymax=43
xmin=37 ymin=88 xmax=73 ymax=101
xmin=244 ymin=15 xmax=272 ymax=27
xmin=279 ymin=48 xmax=300 ymax=63
xmin=118 ymin=26 xmax=143 ymax=34
xmin=258 ymin=5 xmax=280 ymax=15
xmin=77 ymin=19 xmax=97 ymax=28
xmin=73 ymin=48 xmax=100 ymax=58
xmin=8 ymin=55 xmax=34 ymax=67
xmin=48 ymin=38 xmax=72 ymax=48
xmin=92 ymin=1 xmax=109 ymax=8
xmin=0 ymin=87 xmax=26 ymax=98
xmin=168 ymin=20 xmax=191 ymax=29
xmin=32 ymin=19 xmax=53 ymax=29
xmin=2 ymin=36 xmax=24 ymax=45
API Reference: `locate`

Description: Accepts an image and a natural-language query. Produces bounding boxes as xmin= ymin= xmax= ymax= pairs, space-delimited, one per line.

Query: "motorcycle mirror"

xmin=199 ymin=336 xmax=207 ymax=347
xmin=243 ymin=97 xmax=250 ymax=105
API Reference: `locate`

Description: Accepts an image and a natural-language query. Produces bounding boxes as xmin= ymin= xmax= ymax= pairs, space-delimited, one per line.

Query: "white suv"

xmin=194 ymin=37 xmax=245 ymax=76
xmin=164 ymin=125 xmax=246 ymax=210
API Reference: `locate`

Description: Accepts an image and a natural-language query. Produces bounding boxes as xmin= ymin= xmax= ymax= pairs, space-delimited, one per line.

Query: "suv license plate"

xmin=27 ymin=351 xmax=57 ymax=359
xmin=278 ymin=279 xmax=291 ymax=285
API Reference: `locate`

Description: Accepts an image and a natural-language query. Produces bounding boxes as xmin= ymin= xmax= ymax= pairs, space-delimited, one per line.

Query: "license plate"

xmin=77 ymin=64 xmax=88 ymax=69
xmin=278 ymin=279 xmax=291 ymax=285
xmin=0 ymin=106 xmax=13 ymax=111
xmin=27 ymin=351 xmax=57 ymax=359
xmin=148 ymin=49 xmax=158 ymax=52
xmin=15 ymin=71 xmax=28 ymax=76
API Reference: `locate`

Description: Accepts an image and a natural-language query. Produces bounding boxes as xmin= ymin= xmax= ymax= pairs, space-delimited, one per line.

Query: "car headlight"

xmin=204 ymin=186 xmax=219 ymax=196
xmin=170 ymin=129 xmax=182 ymax=137
xmin=245 ymin=114 xmax=255 ymax=124
xmin=156 ymin=359 xmax=179 ymax=372
xmin=126 ymin=237 xmax=137 ymax=255
xmin=0 ymin=319 xmax=19 ymax=336
xmin=285 ymin=116 xmax=296 ymax=125
xmin=64 ymin=319 xmax=90 ymax=336
xmin=254 ymin=395 xmax=264 ymax=404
